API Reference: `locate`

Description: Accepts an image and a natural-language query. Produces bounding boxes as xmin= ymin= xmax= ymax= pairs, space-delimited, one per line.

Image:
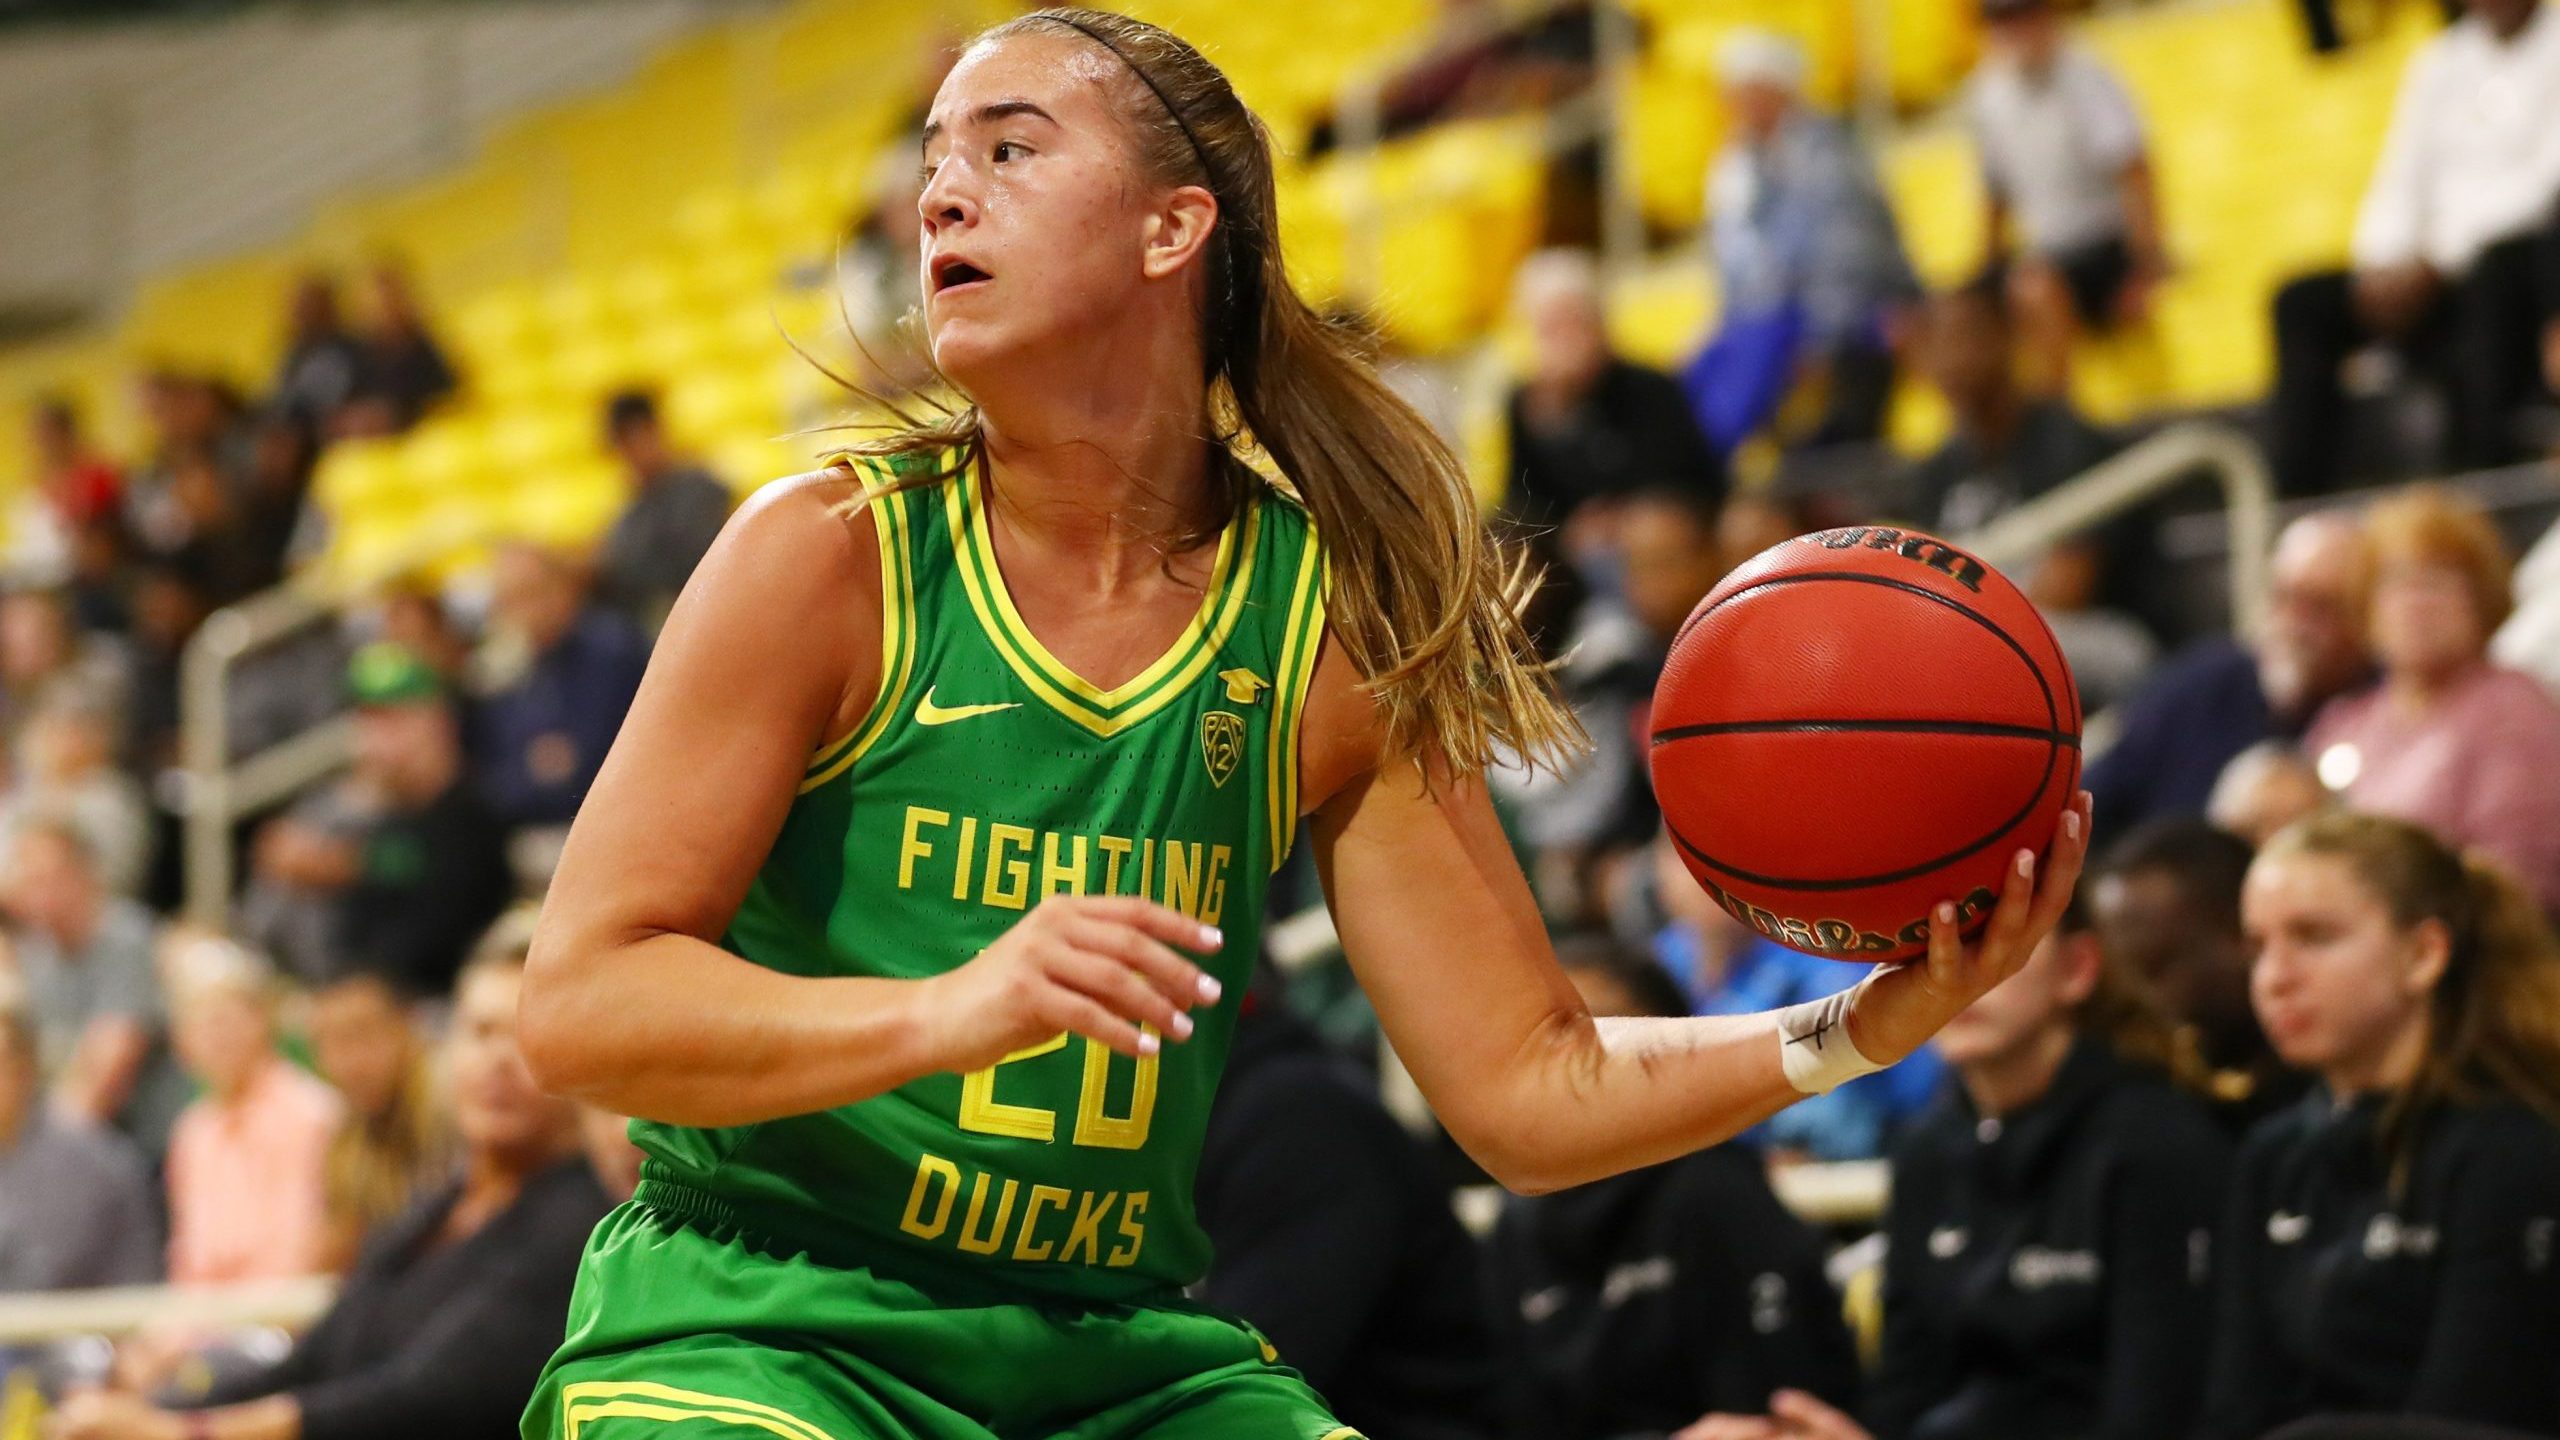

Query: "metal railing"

xmin=1962 ymin=419 xmax=2279 ymax=637
xmin=176 ymin=585 xmax=354 ymax=931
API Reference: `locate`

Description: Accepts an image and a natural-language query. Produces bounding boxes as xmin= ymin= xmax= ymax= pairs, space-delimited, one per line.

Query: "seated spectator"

xmin=2086 ymin=511 xmax=2372 ymax=834
xmin=2265 ymin=0 xmax=2560 ymax=495
xmin=125 ymin=372 xmax=252 ymax=564
xmin=1490 ymin=938 xmax=1860 ymax=1439
xmin=595 ymin=389 xmax=733 ymax=635
xmin=343 ymin=261 xmax=457 ymax=435
xmin=2023 ymin=533 xmax=2159 ymax=714
xmin=271 ymin=273 xmax=367 ymax=430
xmin=1648 ymin=832 xmax=1945 ymax=1161
xmin=2305 ymin=487 xmax=2560 ymax=911
xmin=2202 ymin=812 xmax=2560 ymax=1437
xmin=0 ymin=985 xmax=159 ymax=1292
xmin=241 ymin=644 xmax=513 ymax=995
xmin=1900 ymin=283 xmax=2116 ymax=535
xmin=1196 ymin=978 xmax=1499 ymax=1440
xmin=1702 ymin=897 xmax=2233 ymax=1440
xmin=309 ymin=970 xmax=451 ymax=1273
xmin=162 ymin=938 xmax=341 ymax=1285
xmin=3 ymin=818 xmax=188 ymax=1151
xmin=1503 ymin=248 xmax=1724 ymax=544
xmin=1692 ymin=31 xmax=1917 ymax=452
xmin=1 ymin=696 xmax=152 ymax=896
xmin=2089 ymin=818 xmax=2305 ymax=1128
xmin=0 ymin=585 xmax=131 ymax=751
xmin=122 ymin=560 xmax=210 ymax=776
xmin=9 ymin=396 xmax=124 ymax=586
xmin=49 ymin=944 xmax=612 ymax=1440
xmin=1306 ymin=0 xmax=1594 ymax=155
xmin=231 ymin=406 xmax=319 ymax=589
xmin=1968 ymin=0 xmax=2167 ymax=390
xmin=1495 ymin=489 xmax=1721 ymax=925
xmin=374 ymin=582 xmax=472 ymax=693
xmin=470 ymin=543 xmax=647 ymax=830
xmin=2208 ymin=741 xmax=2334 ymax=847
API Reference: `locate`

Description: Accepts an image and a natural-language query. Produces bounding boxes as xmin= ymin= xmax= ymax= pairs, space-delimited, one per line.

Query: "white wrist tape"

xmin=1776 ymin=975 xmax=1887 ymax=1095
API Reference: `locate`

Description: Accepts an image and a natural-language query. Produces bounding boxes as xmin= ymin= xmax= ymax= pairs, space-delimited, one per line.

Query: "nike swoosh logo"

xmin=915 ymin=687 xmax=1021 ymax=726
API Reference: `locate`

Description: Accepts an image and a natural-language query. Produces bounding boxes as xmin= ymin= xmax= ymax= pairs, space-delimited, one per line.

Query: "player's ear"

xmin=1140 ymin=185 xmax=1219 ymax=282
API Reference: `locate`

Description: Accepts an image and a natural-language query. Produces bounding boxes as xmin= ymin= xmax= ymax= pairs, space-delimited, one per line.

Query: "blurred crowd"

xmin=4 ymin=0 xmax=2560 ymax=1437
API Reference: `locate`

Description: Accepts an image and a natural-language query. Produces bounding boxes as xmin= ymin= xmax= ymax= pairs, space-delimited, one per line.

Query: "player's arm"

xmin=519 ymin=472 xmax=1219 ymax=1127
xmin=1301 ymin=645 xmax=2087 ymax=1196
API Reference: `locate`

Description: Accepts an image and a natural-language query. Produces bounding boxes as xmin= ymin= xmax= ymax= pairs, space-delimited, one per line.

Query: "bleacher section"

xmin=0 ymin=0 xmax=2442 ymax=595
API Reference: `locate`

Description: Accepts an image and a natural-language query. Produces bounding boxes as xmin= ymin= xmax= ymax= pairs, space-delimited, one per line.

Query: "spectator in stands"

xmin=2201 ymin=812 xmax=2560 ymax=1437
xmin=1196 ymin=976 xmax=1500 ymax=1440
xmin=48 ymin=944 xmax=611 ymax=1440
xmin=121 ymin=560 xmax=209 ymax=777
xmin=3 ymin=695 xmax=152 ymax=896
xmin=232 ymin=406 xmax=319 ymax=590
xmin=470 ymin=542 xmax=647 ymax=830
xmin=1305 ymin=0 xmax=1595 ymax=156
xmin=271 ymin=273 xmax=368 ymax=430
xmin=1495 ymin=489 xmax=1719 ymax=924
xmin=2084 ymin=511 xmax=2372 ymax=834
xmin=2208 ymin=741 xmax=2334 ymax=848
xmin=1693 ymin=30 xmax=1917 ymax=452
xmin=2028 ymin=534 xmax=2161 ymax=714
xmin=1968 ymin=0 xmax=2166 ymax=391
xmin=1502 ymin=248 xmax=1724 ymax=542
xmin=1700 ymin=897 xmax=2233 ymax=1440
xmin=309 ymin=970 xmax=451 ymax=1274
xmin=344 ymin=261 xmax=457 ymax=435
xmin=0 ymin=584 xmax=131 ymax=750
xmin=3 ymin=817 xmax=188 ymax=1151
xmin=126 ymin=373 xmax=252 ymax=563
xmin=2305 ymin=486 xmax=2560 ymax=912
xmin=1902 ymin=282 xmax=2116 ymax=534
xmin=2266 ymin=0 xmax=2560 ymax=495
xmin=596 ymin=389 xmax=732 ymax=635
xmin=162 ymin=937 xmax=340 ymax=1285
xmin=9 ymin=397 xmax=124 ymax=586
xmin=1491 ymin=937 xmax=1860 ymax=1439
xmin=2090 ymin=818 xmax=2305 ymax=1128
xmin=0 ymin=987 xmax=159 ymax=1293
xmin=1647 ymin=830 xmax=1945 ymax=1162
xmin=239 ymin=644 xmax=512 ymax=995
xmin=578 ymin=1104 xmax=644 ymax=1203
xmin=375 ymin=582 xmax=472 ymax=693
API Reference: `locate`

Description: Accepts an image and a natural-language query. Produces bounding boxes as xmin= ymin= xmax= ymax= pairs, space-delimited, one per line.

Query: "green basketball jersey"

xmin=628 ymin=450 xmax=1329 ymax=1307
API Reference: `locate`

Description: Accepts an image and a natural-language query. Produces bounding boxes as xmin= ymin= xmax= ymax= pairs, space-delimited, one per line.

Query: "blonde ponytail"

xmin=811 ymin=8 xmax=1583 ymax=776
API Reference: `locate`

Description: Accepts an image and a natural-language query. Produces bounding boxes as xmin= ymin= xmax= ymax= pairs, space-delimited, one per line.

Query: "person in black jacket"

xmin=1489 ymin=937 xmax=1860 ymax=1440
xmin=48 ymin=944 xmax=610 ymax=1440
xmin=1693 ymin=898 xmax=2232 ymax=1440
xmin=2200 ymin=812 xmax=2560 ymax=1440
xmin=1195 ymin=983 xmax=1500 ymax=1440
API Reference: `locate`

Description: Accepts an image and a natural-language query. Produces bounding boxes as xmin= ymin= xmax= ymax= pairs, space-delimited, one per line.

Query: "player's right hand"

xmin=915 ymin=895 xmax=1225 ymax=1071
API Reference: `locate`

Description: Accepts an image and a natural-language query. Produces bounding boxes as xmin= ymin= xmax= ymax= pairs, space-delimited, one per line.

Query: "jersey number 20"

xmin=958 ymin=1032 xmax=1159 ymax=1150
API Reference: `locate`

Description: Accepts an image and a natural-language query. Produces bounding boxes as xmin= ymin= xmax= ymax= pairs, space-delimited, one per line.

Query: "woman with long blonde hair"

xmin=511 ymin=11 xmax=2089 ymax=1438
xmin=2201 ymin=812 xmax=2560 ymax=1439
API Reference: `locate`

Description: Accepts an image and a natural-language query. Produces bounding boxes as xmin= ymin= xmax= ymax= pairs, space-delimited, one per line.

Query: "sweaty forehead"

xmin=929 ymin=29 xmax=1124 ymax=134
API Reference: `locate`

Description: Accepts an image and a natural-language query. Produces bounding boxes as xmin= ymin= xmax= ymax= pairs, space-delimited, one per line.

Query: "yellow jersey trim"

xmin=945 ymin=467 xmax=1261 ymax=738
xmin=1265 ymin=531 xmax=1327 ymax=869
xmin=560 ymin=1381 xmax=839 ymax=1440
xmin=801 ymin=465 xmax=914 ymax=794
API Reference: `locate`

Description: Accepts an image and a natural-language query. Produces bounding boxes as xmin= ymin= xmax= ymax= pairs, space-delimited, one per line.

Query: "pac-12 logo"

xmin=1200 ymin=711 xmax=1246 ymax=787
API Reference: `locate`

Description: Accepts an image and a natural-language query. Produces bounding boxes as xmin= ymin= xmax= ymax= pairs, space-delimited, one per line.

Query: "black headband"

xmin=1039 ymin=14 xmax=1212 ymax=181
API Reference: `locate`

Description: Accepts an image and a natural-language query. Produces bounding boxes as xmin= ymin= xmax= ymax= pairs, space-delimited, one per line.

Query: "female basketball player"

xmin=515 ymin=11 xmax=2092 ymax=1439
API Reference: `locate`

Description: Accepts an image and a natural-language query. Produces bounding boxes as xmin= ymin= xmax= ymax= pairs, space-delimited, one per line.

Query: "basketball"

xmin=1650 ymin=526 xmax=2082 ymax=964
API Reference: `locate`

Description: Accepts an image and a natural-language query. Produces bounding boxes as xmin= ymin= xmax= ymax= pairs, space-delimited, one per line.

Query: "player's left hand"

xmin=42 ymin=1389 xmax=186 ymax=1440
xmin=1673 ymin=1390 xmax=1874 ymax=1440
xmin=1843 ymin=789 xmax=2092 ymax=1066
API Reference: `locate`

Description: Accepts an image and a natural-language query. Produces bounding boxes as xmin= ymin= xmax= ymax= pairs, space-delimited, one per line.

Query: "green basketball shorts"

xmin=522 ymin=1200 xmax=1363 ymax=1440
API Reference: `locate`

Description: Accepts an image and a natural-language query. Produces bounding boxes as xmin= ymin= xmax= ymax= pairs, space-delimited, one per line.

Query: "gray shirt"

xmin=596 ymin=466 xmax=733 ymax=634
xmin=15 ymin=898 xmax=191 ymax=1154
xmin=0 ymin=1112 xmax=162 ymax=1291
xmin=1968 ymin=47 xmax=2146 ymax=257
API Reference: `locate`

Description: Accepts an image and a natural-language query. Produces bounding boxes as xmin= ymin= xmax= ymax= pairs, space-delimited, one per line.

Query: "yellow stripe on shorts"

xmin=561 ymin=1381 xmax=839 ymax=1440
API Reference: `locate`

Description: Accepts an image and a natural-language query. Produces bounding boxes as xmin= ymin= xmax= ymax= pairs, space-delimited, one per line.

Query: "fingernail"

xmin=2064 ymin=809 xmax=2082 ymax=840
xmin=1199 ymin=924 xmax=1224 ymax=949
xmin=1138 ymin=1031 xmax=1161 ymax=1056
xmin=1937 ymin=902 xmax=1957 ymax=924
xmin=2016 ymin=849 xmax=2035 ymax=877
xmin=1198 ymin=974 xmax=1224 ymax=1004
xmin=1171 ymin=1012 xmax=1195 ymax=1040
